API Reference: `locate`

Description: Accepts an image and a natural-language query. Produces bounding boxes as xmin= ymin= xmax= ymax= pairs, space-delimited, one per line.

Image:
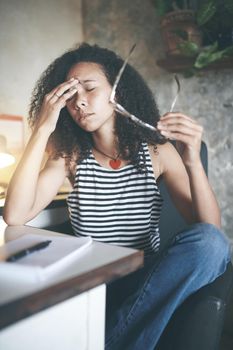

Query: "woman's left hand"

xmin=157 ymin=112 xmax=203 ymax=168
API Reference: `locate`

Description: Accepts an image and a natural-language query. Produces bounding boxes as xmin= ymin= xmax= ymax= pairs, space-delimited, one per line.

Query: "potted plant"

xmin=151 ymin=0 xmax=203 ymax=55
xmin=152 ymin=0 xmax=233 ymax=75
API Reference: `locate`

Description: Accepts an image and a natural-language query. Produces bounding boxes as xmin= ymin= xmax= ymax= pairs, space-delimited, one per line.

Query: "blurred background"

xmin=0 ymin=0 xmax=232 ymax=241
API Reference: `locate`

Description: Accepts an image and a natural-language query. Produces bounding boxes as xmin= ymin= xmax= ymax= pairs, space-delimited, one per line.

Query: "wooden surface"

xmin=0 ymin=225 xmax=144 ymax=330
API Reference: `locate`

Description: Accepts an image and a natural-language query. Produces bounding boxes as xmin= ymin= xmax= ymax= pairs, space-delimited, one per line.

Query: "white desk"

xmin=0 ymin=225 xmax=144 ymax=350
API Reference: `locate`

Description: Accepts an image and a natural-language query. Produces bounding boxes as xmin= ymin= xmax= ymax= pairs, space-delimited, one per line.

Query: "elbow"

xmin=3 ymin=216 xmax=27 ymax=226
xmin=3 ymin=208 xmax=27 ymax=226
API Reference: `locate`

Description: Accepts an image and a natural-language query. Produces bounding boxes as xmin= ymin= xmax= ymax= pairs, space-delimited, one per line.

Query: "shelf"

xmin=156 ymin=56 xmax=233 ymax=73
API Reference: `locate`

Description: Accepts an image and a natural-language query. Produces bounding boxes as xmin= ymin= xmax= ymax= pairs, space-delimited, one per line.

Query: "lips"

xmin=78 ymin=111 xmax=94 ymax=121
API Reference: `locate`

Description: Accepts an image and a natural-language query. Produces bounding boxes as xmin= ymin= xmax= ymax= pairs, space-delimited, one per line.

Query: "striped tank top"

xmin=67 ymin=143 xmax=163 ymax=255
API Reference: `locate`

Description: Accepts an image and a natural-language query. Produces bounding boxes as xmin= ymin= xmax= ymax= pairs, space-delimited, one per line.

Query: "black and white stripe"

xmin=67 ymin=143 xmax=163 ymax=255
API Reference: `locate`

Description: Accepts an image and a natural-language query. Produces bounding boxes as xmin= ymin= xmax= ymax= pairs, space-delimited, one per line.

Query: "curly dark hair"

xmin=29 ymin=42 xmax=166 ymax=171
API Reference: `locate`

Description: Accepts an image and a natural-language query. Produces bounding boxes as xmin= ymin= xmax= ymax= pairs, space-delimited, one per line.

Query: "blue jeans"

xmin=105 ymin=223 xmax=231 ymax=350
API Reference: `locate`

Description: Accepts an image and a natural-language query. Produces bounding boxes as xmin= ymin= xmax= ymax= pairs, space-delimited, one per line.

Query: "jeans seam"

xmin=126 ymin=255 xmax=165 ymax=321
xmin=106 ymin=248 xmax=170 ymax=348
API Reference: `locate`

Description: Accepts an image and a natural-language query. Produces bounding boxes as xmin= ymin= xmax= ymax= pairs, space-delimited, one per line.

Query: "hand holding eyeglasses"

xmin=157 ymin=111 xmax=203 ymax=167
xmin=110 ymin=46 xmax=204 ymax=166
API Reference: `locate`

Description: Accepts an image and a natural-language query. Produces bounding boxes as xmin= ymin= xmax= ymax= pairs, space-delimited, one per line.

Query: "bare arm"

xmin=156 ymin=113 xmax=221 ymax=228
xmin=3 ymin=135 xmax=67 ymax=225
xmin=3 ymin=78 xmax=79 ymax=225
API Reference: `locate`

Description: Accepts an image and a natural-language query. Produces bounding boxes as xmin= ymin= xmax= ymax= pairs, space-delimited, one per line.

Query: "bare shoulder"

xmin=148 ymin=142 xmax=180 ymax=178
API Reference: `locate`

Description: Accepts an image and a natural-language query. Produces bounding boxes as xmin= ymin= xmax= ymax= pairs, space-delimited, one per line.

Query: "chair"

xmin=46 ymin=142 xmax=233 ymax=350
xmin=155 ymin=141 xmax=233 ymax=350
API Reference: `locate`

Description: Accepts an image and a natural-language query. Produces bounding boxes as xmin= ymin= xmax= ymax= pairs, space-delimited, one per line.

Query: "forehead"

xmin=67 ymin=62 xmax=107 ymax=81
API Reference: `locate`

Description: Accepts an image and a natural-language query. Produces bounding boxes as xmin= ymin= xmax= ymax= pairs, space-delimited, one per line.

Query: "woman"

xmin=3 ymin=43 xmax=230 ymax=349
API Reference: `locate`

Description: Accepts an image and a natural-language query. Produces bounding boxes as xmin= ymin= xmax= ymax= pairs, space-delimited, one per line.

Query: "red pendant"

xmin=109 ymin=159 xmax=121 ymax=169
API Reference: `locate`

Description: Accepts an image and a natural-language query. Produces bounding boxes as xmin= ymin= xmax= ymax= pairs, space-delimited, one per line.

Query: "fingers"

xmin=158 ymin=118 xmax=203 ymax=135
xmin=157 ymin=112 xmax=203 ymax=144
xmin=46 ymin=78 xmax=79 ymax=102
xmin=39 ymin=78 xmax=79 ymax=124
xmin=158 ymin=113 xmax=203 ymax=167
xmin=158 ymin=131 xmax=201 ymax=146
xmin=52 ymin=85 xmax=79 ymax=105
xmin=53 ymin=77 xmax=79 ymax=96
xmin=160 ymin=112 xmax=198 ymax=125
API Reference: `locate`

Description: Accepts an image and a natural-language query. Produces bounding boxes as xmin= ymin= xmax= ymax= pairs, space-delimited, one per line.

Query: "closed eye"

xmin=86 ymin=87 xmax=96 ymax=92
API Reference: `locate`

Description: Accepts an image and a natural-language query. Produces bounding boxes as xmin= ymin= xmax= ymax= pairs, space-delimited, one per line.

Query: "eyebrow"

xmin=82 ymin=79 xmax=97 ymax=83
xmin=74 ymin=79 xmax=97 ymax=84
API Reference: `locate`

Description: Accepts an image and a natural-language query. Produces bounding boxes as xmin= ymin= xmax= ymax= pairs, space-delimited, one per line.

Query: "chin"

xmin=80 ymin=125 xmax=98 ymax=132
xmin=76 ymin=121 xmax=99 ymax=133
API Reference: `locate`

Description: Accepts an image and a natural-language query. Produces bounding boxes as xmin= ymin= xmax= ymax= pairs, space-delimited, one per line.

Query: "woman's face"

xmin=66 ymin=62 xmax=115 ymax=133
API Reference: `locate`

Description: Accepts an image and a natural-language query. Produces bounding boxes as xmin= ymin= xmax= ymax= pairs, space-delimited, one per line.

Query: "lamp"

xmin=0 ymin=135 xmax=15 ymax=198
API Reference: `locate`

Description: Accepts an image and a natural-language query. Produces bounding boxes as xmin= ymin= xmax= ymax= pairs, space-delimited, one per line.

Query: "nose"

xmin=75 ymin=98 xmax=87 ymax=109
xmin=73 ymin=88 xmax=88 ymax=109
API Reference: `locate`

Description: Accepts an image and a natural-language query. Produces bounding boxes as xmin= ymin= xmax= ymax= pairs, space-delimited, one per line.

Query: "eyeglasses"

xmin=109 ymin=45 xmax=181 ymax=131
xmin=169 ymin=74 xmax=180 ymax=112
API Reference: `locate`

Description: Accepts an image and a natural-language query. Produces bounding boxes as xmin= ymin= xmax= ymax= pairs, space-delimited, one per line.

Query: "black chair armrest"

xmin=155 ymin=261 xmax=233 ymax=350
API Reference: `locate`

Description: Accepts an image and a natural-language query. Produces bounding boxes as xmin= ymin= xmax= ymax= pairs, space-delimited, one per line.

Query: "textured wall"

xmin=0 ymin=0 xmax=83 ymax=184
xmin=82 ymin=0 xmax=233 ymax=239
xmin=0 ymin=0 xmax=83 ymax=118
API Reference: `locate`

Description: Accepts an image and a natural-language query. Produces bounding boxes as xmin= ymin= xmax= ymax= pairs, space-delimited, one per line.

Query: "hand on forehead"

xmin=68 ymin=77 xmax=91 ymax=88
xmin=66 ymin=78 xmax=84 ymax=93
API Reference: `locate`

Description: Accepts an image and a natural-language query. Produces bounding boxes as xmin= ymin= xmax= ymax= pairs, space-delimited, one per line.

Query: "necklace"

xmin=93 ymin=146 xmax=121 ymax=169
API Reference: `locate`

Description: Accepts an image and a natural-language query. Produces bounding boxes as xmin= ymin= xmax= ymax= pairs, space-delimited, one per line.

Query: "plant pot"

xmin=161 ymin=10 xmax=202 ymax=56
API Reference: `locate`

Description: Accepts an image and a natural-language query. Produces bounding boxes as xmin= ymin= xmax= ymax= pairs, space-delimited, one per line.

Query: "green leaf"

xmin=178 ymin=41 xmax=200 ymax=56
xmin=197 ymin=1 xmax=217 ymax=26
xmin=195 ymin=50 xmax=225 ymax=68
xmin=194 ymin=53 xmax=212 ymax=68
xmin=221 ymin=45 xmax=233 ymax=56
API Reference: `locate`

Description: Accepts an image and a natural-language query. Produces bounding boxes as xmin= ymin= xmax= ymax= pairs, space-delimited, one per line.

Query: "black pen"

xmin=6 ymin=240 xmax=52 ymax=262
